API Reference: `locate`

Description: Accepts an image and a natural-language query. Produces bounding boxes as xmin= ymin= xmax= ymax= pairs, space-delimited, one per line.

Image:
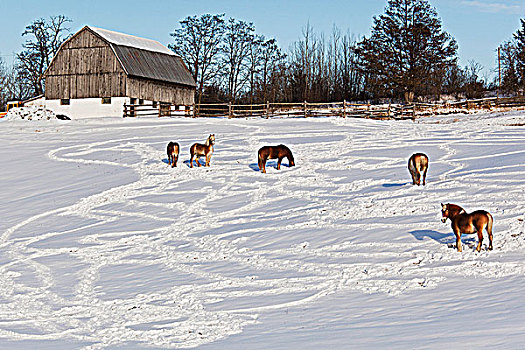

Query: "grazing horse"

xmin=441 ymin=203 xmax=493 ymax=252
xmin=258 ymin=144 xmax=295 ymax=173
xmin=408 ymin=153 xmax=429 ymax=185
xmin=190 ymin=134 xmax=215 ymax=168
xmin=167 ymin=141 xmax=180 ymax=168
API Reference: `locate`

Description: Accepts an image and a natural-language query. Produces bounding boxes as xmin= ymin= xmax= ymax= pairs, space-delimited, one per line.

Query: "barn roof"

xmin=87 ymin=26 xmax=196 ymax=87
xmin=89 ymin=26 xmax=174 ymax=56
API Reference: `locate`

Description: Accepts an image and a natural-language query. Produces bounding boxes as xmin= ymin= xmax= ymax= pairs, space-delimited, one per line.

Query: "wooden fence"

xmin=123 ymin=96 xmax=525 ymax=119
xmin=194 ymin=101 xmax=415 ymax=120
xmin=123 ymin=103 xmax=192 ymax=118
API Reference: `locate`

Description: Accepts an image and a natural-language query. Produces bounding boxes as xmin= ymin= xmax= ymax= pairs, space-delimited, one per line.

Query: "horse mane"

xmin=447 ymin=203 xmax=466 ymax=215
xmin=205 ymin=135 xmax=212 ymax=146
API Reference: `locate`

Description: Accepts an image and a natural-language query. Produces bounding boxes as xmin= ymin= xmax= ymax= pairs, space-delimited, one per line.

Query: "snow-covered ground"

xmin=0 ymin=112 xmax=524 ymax=349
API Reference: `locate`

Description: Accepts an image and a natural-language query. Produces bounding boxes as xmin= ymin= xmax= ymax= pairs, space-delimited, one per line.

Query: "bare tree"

xmin=0 ymin=56 xmax=8 ymax=109
xmin=222 ymin=18 xmax=255 ymax=102
xmin=259 ymin=38 xmax=286 ymax=102
xmin=169 ymin=14 xmax=226 ymax=104
xmin=463 ymin=60 xmax=485 ymax=98
xmin=246 ymin=34 xmax=265 ymax=104
xmin=15 ymin=15 xmax=71 ymax=97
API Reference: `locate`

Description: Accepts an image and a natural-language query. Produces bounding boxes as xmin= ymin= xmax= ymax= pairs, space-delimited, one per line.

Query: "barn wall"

xmin=45 ymin=29 xmax=126 ymax=99
xmin=45 ymin=97 xmax=130 ymax=119
xmin=127 ymin=77 xmax=195 ymax=105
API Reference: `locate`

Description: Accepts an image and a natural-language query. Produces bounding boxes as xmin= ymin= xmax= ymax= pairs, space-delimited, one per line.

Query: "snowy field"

xmin=0 ymin=112 xmax=524 ymax=349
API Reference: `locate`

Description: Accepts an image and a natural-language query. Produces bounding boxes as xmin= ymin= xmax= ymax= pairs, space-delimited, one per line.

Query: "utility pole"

xmin=498 ymin=46 xmax=502 ymax=96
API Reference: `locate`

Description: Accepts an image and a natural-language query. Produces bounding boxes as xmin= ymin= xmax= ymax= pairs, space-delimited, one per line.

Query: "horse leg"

xmin=197 ymin=156 xmax=202 ymax=167
xmin=487 ymin=217 xmax=494 ymax=250
xmin=190 ymin=154 xmax=194 ymax=168
xmin=277 ymin=157 xmax=282 ymax=170
xmin=258 ymin=154 xmax=265 ymax=173
xmin=168 ymin=154 xmax=172 ymax=167
xmin=174 ymin=156 xmax=178 ymax=167
xmin=453 ymin=226 xmax=462 ymax=252
xmin=422 ymin=168 xmax=427 ymax=185
xmin=261 ymin=156 xmax=266 ymax=173
xmin=206 ymin=153 xmax=211 ymax=167
xmin=476 ymin=228 xmax=484 ymax=252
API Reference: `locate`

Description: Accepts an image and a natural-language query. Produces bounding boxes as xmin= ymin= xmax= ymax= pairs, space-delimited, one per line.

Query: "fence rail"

xmin=194 ymin=101 xmax=416 ymax=120
xmin=123 ymin=96 xmax=525 ymax=119
xmin=123 ymin=103 xmax=192 ymax=118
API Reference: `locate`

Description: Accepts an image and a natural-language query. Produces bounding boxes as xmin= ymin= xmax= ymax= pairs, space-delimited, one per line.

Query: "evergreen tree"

xmin=513 ymin=19 xmax=525 ymax=92
xmin=357 ymin=0 xmax=457 ymax=101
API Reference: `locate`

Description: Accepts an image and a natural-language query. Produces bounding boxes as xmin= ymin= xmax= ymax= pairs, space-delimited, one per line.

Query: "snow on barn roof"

xmin=88 ymin=26 xmax=175 ymax=56
xmin=85 ymin=26 xmax=196 ymax=87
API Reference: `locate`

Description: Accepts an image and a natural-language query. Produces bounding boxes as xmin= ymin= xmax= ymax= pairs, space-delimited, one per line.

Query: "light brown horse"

xmin=167 ymin=141 xmax=180 ymax=168
xmin=441 ymin=203 xmax=493 ymax=252
xmin=408 ymin=153 xmax=428 ymax=185
xmin=189 ymin=134 xmax=215 ymax=168
xmin=258 ymin=144 xmax=295 ymax=173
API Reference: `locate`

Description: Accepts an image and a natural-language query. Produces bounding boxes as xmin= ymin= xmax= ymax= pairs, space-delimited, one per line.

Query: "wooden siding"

xmin=127 ymin=77 xmax=194 ymax=105
xmin=45 ymin=29 xmax=126 ymax=99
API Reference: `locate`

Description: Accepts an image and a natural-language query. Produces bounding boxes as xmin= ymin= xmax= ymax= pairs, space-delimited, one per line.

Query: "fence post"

xmin=266 ymin=101 xmax=270 ymax=119
xmin=228 ymin=102 xmax=232 ymax=119
xmin=343 ymin=100 xmax=347 ymax=118
xmin=304 ymin=101 xmax=307 ymax=118
xmin=387 ymin=103 xmax=391 ymax=118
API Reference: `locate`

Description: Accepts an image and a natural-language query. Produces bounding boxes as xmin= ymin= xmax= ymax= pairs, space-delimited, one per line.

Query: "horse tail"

xmin=486 ymin=212 xmax=493 ymax=235
xmin=486 ymin=211 xmax=494 ymax=250
xmin=258 ymin=150 xmax=263 ymax=169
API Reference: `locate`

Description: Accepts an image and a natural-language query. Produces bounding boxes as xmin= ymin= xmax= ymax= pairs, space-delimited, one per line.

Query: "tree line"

xmin=1 ymin=0 xmax=525 ymax=110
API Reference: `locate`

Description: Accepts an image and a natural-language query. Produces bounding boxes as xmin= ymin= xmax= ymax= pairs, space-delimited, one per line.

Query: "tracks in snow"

xmin=0 ymin=115 xmax=524 ymax=348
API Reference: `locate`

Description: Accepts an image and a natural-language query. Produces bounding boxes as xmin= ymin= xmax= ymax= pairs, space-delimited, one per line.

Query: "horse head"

xmin=441 ymin=203 xmax=448 ymax=223
xmin=288 ymin=153 xmax=295 ymax=167
xmin=208 ymin=134 xmax=216 ymax=146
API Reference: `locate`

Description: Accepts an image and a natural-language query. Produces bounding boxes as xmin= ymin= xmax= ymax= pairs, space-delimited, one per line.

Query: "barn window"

xmin=130 ymin=98 xmax=137 ymax=105
xmin=60 ymin=99 xmax=70 ymax=105
xmin=139 ymin=99 xmax=144 ymax=105
xmin=152 ymin=101 xmax=158 ymax=108
xmin=101 ymin=97 xmax=111 ymax=104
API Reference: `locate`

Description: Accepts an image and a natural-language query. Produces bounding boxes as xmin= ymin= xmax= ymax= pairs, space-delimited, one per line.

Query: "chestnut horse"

xmin=258 ymin=144 xmax=295 ymax=173
xmin=190 ymin=134 xmax=215 ymax=168
xmin=167 ymin=141 xmax=180 ymax=167
xmin=441 ymin=203 xmax=493 ymax=252
xmin=408 ymin=153 xmax=428 ymax=185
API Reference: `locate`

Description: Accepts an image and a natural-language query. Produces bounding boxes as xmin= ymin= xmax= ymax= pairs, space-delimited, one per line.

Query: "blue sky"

xmin=1 ymin=0 xmax=524 ymax=80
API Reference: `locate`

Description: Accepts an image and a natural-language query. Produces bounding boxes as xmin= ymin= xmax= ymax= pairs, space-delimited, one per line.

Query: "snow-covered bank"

xmin=0 ymin=113 xmax=524 ymax=349
xmin=4 ymin=106 xmax=57 ymax=120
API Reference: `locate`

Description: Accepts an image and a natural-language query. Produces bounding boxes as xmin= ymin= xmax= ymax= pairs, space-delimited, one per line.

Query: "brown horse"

xmin=258 ymin=144 xmax=295 ymax=173
xmin=408 ymin=153 xmax=428 ymax=186
xmin=190 ymin=134 xmax=215 ymax=168
xmin=167 ymin=141 xmax=180 ymax=168
xmin=441 ymin=203 xmax=493 ymax=252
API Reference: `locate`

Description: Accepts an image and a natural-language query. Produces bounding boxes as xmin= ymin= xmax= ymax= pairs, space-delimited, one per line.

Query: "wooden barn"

xmin=44 ymin=26 xmax=196 ymax=118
